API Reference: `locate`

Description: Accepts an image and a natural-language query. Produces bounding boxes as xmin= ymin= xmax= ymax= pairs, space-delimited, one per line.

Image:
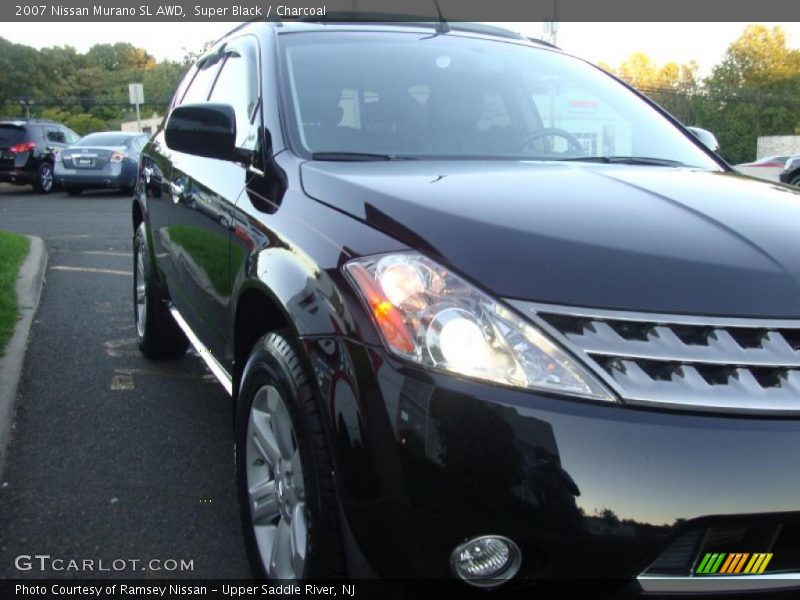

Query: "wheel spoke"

xmin=250 ymin=409 xmax=281 ymax=467
xmin=270 ymin=517 xmax=293 ymax=578
xmin=290 ymin=449 xmax=305 ymax=499
xmin=249 ymin=478 xmax=279 ymax=524
xmin=253 ymin=524 xmax=277 ymax=576
xmin=290 ymin=503 xmax=307 ymax=577
xmin=270 ymin=389 xmax=296 ymax=461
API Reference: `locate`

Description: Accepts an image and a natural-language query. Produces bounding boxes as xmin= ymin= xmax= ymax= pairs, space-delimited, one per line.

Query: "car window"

xmin=0 ymin=124 xmax=26 ymax=146
xmin=209 ymin=39 xmax=260 ymax=148
xmin=279 ymin=32 xmax=721 ymax=169
xmin=76 ymin=133 xmax=132 ymax=147
xmin=131 ymin=135 xmax=148 ymax=151
xmin=180 ymin=57 xmax=223 ymax=105
xmin=63 ymin=128 xmax=80 ymax=144
xmin=45 ymin=128 xmax=67 ymax=144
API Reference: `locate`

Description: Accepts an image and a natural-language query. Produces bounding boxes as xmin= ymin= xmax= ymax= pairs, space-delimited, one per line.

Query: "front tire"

xmin=236 ymin=332 xmax=343 ymax=580
xmin=33 ymin=162 xmax=54 ymax=193
xmin=790 ymin=173 xmax=800 ymax=187
xmin=133 ymin=222 xmax=188 ymax=359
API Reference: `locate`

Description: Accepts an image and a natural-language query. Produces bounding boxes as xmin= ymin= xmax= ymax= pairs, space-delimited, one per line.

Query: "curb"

xmin=0 ymin=235 xmax=47 ymax=478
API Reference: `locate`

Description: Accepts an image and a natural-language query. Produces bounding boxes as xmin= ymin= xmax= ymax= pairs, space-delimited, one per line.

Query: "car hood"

xmin=301 ymin=161 xmax=800 ymax=317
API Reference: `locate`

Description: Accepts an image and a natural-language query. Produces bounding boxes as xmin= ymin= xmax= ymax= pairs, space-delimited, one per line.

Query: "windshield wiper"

xmin=310 ymin=152 xmax=418 ymax=162
xmin=559 ymin=156 xmax=686 ymax=167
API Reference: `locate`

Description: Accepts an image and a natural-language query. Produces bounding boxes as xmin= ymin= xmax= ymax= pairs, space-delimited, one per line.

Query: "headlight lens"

xmin=345 ymin=253 xmax=613 ymax=400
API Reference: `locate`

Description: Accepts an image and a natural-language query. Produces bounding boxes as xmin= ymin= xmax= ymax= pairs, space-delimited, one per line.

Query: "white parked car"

xmin=735 ymin=155 xmax=792 ymax=182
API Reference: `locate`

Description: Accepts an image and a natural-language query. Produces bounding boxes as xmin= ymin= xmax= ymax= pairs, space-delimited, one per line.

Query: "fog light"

xmin=450 ymin=535 xmax=521 ymax=587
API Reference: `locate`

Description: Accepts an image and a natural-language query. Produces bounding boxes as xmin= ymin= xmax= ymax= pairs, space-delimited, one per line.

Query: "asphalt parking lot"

xmin=0 ymin=183 xmax=250 ymax=578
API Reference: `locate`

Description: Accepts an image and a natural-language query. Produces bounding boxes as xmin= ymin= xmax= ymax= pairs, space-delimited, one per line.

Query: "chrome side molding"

xmin=168 ymin=305 xmax=233 ymax=396
xmin=638 ymin=573 xmax=800 ymax=593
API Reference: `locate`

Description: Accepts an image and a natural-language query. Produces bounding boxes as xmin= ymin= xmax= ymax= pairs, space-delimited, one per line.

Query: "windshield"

xmin=278 ymin=31 xmax=720 ymax=169
xmin=76 ymin=133 xmax=131 ymax=147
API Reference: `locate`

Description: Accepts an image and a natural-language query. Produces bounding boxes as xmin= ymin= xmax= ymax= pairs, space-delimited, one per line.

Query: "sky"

xmin=0 ymin=21 xmax=799 ymax=75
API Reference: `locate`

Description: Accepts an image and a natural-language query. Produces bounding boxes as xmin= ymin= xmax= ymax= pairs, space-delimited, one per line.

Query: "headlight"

xmin=345 ymin=252 xmax=613 ymax=401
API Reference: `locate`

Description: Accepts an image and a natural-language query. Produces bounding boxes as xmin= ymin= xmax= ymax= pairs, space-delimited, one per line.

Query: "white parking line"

xmin=50 ymin=265 xmax=132 ymax=276
xmin=77 ymin=251 xmax=131 ymax=257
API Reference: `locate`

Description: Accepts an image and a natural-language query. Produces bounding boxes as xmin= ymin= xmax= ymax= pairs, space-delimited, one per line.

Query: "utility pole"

xmin=543 ymin=0 xmax=559 ymax=45
xmin=18 ymin=96 xmax=34 ymax=119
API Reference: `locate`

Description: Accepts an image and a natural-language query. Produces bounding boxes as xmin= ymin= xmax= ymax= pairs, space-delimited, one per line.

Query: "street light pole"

xmin=18 ymin=97 xmax=34 ymax=119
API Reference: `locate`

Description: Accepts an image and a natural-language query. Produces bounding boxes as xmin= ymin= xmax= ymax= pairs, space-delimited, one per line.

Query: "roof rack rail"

xmin=206 ymin=15 xmax=530 ymax=53
xmin=292 ymin=15 xmax=525 ymax=40
xmin=526 ymin=36 xmax=559 ymax=49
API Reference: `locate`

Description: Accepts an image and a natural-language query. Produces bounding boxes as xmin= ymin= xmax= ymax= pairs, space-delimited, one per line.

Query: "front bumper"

xmin=305 ymin=337 xmax=800 ymax=590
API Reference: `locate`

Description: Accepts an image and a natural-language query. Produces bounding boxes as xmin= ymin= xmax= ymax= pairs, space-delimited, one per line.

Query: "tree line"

xmin=600 ymin=25 xmax=800 ymax=164
xmin=0 ymin=37 xmax=190 ymax=135
xmin=2 ymin=24 xmax=799 ymax=164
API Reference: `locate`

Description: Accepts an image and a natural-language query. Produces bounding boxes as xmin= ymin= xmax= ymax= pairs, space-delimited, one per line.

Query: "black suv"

xmin=133 ymin=21 xmax=800 ymax=593
xmin=780 ymin=156 xmax=800 ymax=187
xmin=0 ymin=119 xmax=80 ymax=193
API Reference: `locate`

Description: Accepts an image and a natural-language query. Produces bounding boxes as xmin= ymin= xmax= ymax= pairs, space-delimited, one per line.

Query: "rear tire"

xmin=133 ymin=222 xmax=188 ymax=359
xmin=66 ymin=186 xmax=83 ymax=196
xmin=236 ymin=332 xmax=343 ymax=580
xmin=32 ymin=162 xmax=54 ymax=194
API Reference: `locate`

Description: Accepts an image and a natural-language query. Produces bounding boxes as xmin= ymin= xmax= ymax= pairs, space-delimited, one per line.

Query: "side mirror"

xmin=165 ymin=103 xmax=237 ymax=161
xmin=686 ymin=126 xmax=720 ymax=154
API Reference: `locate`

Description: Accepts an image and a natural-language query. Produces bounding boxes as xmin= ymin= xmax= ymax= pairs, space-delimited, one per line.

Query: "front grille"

xmin=643 ymin=514 xmax=800 ymax=576
xmin=508 ymin=301 xmax=800 ymax=414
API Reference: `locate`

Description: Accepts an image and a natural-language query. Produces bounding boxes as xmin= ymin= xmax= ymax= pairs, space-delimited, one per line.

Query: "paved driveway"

xmin=0 ymin=184 xmax=250 ymax=578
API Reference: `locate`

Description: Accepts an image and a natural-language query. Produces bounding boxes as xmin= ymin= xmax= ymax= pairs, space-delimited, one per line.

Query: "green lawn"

xmin=167 ymin=225 xmax=243 ymax=297
xmin=0 ymin=231 xmax=30 ymax=357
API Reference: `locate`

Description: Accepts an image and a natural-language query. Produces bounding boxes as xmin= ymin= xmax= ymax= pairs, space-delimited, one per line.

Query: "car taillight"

xmin=110 ymin=151 xmax=127 ymax=163
xmin=9 ymin=141 xmax=36 ymax=153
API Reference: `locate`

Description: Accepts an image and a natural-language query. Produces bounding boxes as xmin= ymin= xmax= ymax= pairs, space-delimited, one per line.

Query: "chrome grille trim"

xmin=508 ymin=300 xmax=800 ymax=415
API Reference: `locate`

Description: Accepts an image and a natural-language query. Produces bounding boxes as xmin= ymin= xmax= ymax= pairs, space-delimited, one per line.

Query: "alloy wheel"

xmin=246 ymin=385 xmax=308 ymax=579
xmin=135 ymin=239 xmax=147 ymax=338
xmin=40 ymin=164 xmax=53 ymax=192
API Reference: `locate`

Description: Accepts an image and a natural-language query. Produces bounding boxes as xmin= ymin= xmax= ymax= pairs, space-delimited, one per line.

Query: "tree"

xmin=603 ymin=52 xmax=699 ymax=122
xmin=0 ymin=36 xmax=186 ymax=135
xmin=699 ymin=25 xmax=800 ymax=163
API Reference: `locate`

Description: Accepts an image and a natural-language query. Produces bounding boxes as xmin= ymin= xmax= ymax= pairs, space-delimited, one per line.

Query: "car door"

xmin=145 ymin=53 xmax=224 ymax=334
xmin=166 ymin=36 xmax=262 ymax=363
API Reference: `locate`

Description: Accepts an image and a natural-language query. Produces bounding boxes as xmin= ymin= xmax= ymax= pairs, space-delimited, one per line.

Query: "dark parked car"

xmin=133 ymin=20 xmax=800 ymax=594
xmin=55 ymin=131 xmax=149 ymax=195
xmin=779 ymin=155 xmax=800 ymax=186
xmin=0 ymin=119 xmax=80 ymax=193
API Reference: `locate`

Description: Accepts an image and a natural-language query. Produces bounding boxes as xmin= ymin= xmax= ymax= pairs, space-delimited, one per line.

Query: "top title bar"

xmin=2 ymin=0 xmax=800 ymax=22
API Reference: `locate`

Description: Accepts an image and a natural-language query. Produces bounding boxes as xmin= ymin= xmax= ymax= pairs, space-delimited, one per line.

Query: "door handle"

xmin=142 ymin=166 xmax=153 ymax=184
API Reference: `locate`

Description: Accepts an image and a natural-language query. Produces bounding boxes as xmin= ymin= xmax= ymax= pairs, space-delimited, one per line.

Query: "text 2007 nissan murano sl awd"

xmin=132 ymin=20 xmax=800 ymax=593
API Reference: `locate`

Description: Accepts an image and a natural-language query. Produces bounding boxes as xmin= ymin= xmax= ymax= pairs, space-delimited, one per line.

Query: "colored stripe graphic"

xmin=719 ymin=553 xmax=749 ymax=574
xmin=696 ymin=552 xmax=773 ymax=575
